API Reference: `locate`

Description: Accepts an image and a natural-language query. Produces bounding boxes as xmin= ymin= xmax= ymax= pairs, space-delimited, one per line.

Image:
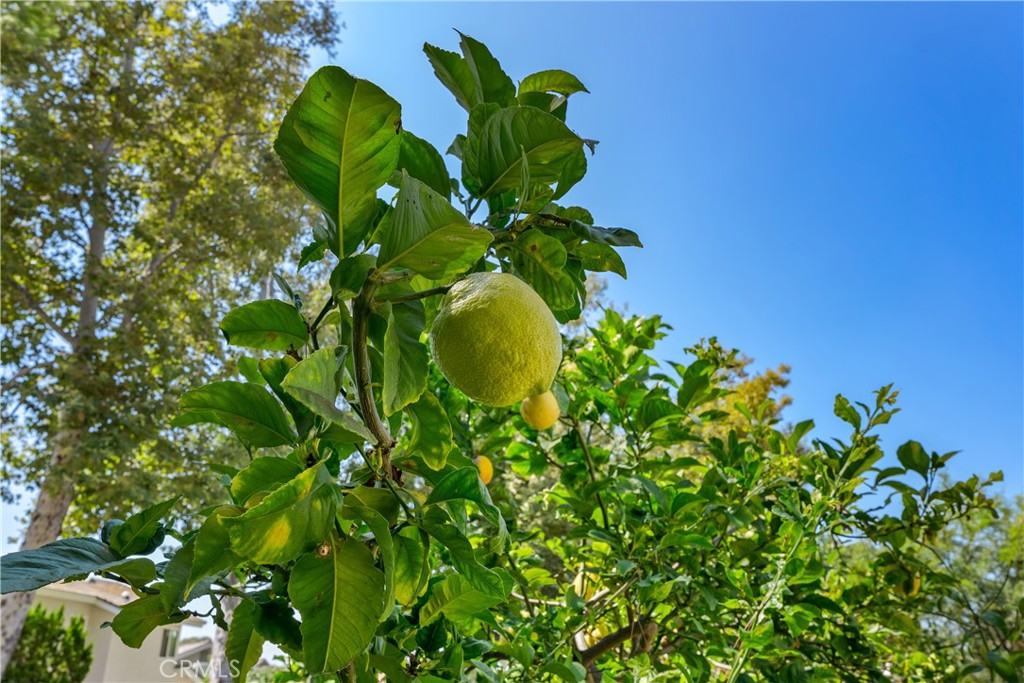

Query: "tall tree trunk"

xmin=0 ymin=413 xmax=82 ymax=670
xmin=0 ymin=133 xmax=110 ymax=675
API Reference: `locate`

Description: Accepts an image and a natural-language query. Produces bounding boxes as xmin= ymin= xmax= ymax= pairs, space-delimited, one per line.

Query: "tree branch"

xmin=352 ymin=275 xmax=396 ymax=470
xmin=376 ymin=285 xmax=451 ymax=307
xmin=9 ymin=283 xmax=74 ymax=346
xmin=1 ymin=361 xmax=50 ymax=392
xmin=576 ymin=618 xmax=655 ymax=666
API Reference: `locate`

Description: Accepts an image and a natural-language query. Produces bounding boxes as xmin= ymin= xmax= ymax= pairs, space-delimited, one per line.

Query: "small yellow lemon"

xmin=520 ymin=390 xmax=560 ymax=430
xmin=476 ymin=455 xmax=494 ymax=485
xmin=430 ymin=272 xmax=561 ymax=407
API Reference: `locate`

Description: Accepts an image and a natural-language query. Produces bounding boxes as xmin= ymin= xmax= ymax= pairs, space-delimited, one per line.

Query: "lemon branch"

xmin=352 ymin=273 xmax=397 ymax=472
xmin=376 ymin=285 xmax=451 ymax=306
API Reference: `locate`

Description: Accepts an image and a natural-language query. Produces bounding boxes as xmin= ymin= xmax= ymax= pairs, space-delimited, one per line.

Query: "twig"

xmin=574 ymin=420 xmax=610 ymax=530
xmin=377 ymin=285 xmax=451 ymax=307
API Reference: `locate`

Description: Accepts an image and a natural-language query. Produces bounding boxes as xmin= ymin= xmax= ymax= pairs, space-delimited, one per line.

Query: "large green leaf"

xmin=393 ymin=528 xmax=428 ymax=605
xmin=274 ymin=66 xmax=402 ymax=256
xmin=457 ymin=31 xmax=516 ymax=107
xmin=422 ymin=516 xmax=513 ymax=599
xmin=258 ymin=356 xmax=314 ymax=438
xmin=510 ymin=229 xmax=580 ymax=313
xmin=376 ymin=174 xmax=492 ymax=279
xmin=220 ymin=300 xmax=308 ymax=352
xmin=224 ymin=465 xmax=341 ymax=565
xmin=279 ymin=348 xmax=372 ymax=441
xmin=403 ymin=393 xmax=453 ymax=470
xmin=231 ymin=457 xmax=304 ymax=504
xmin=382 ymin=300 xmax=428 ymax=416
xmin=419 ymin=574 xmax=503 ymax=627
xmin=158 ymin=539 xmax=195 ymax=611
xmin=174 ymin=381 xmax=297 ymax=448
xmin=423 ymin=43 xmax=479 ymax=111
xmin=110 ymin=497 xmax=177 ymax=557
xmin=347 ymin=503 xmax=396 ymax=623
xmin=0 ymin=538 xmax=157 ymax=594
xmin=565 ymin=219 xmax=643 ymax=248
xmin=396 ymin=130 xmax=450 ymax=198
xmin=572 ymin=241 xmax=627 ymax=278
xmin=426 ymin=467 xmax=507 ymax=542
xmin=463 ymin=107 xmax=584 ymax=199
xmin=186 ymin=506 xmax=243 ymax=600
xmin=226 ymin=601 xmax=266 ymax=683
xmin=111 ymin=595 xmax=185 ymax=649
xmin=289 ymin=534 xmax=385 ymax=673
xmin=518 ymin=70 xmax=589 ymax=97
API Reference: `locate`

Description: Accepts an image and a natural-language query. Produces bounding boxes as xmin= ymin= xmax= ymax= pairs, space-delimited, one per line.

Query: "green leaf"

xmin=463 ymin=107 xmax=584 ymax=199
xmin=231 ymin=457 xmax=304 ymax=504
xmin=393 ymin=528 xmax=428 ymax=605
xmin=0 ymin=539 xmax=157 ymax=594
xmin=897 ymin=440 xmax=930 ymax=477
xmin=258 ymin=356 xmax=314 ymax=438
xmin=423 ymin=43 xmax=479 ymax=111
xmin=297 ymin=236 xmax=328 ymax=271
xmin=330 ymin=254 xmax=377 ymax=301
xmin=347 ymin=504 xmax=396 ymax=623
xmin=253 ymin=600 xmax=303 ymax=658
xmin=396 ymin=130 xmax=450 ymax=198
xmin=237 ymin=356 xmax=264 ymax=384
xmin=382 ymin=300 xmax=428 ymax=416
xmin=343 ymin=486 xmax=401 ymax=526
xmin=289 ymin=534 xmax=385 ymax=673
xmin=159 ymin=539 xmax=195 ymax=610
xmin=540 ymin=662 xmax=588 ymax=683
xmin=186 ymin=506 xmax=243 ymax=599
xmin=376 ymin=174 xmax=492 ymax=279
xmin=226 ymin=601 xmax=266 ymax=683
xmin=419 ymin=574 xmax=503 ymax=627
xmin=274 ymin=66 xmax=402 ymax=256
xmin=280 ymin=348 xmax=370 ymax=442
xmin=403 ymin=393 xmax=453 ymax=470
xmin=457 ymin=32 xmax=516 ymax=107
xmin=565 ymin=219 xmax=643 ymax=248
xmin=572 ymin=242 xmax=626 ymax=278
xmin=519 ymin=70 xmax=589 ymax=97
xmin=422 ymin=517 xmax=513 ymax=599
xmin=111 ymin=595 xmax=185 ymax=649
xmin=105 ymin=558 xmax=158 ymax=588
xmin=220 ymin=300 xmax=308 ymax=352
xmin=224 ymin=465 xmax=341 ymax=565
xmin=510 ymin=229 xmax=580 ymax=312
xmin=110 ymin=497 xmax=178 ymax=557
xmin=174 ymin=381 xmax=298 ymax=448
xmin=426 ymin=467 xmax=507 ymax=542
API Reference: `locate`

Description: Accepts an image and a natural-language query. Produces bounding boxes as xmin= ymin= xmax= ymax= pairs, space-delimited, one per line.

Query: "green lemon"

xmin=429 ymin=272 xmax=561 ymax=406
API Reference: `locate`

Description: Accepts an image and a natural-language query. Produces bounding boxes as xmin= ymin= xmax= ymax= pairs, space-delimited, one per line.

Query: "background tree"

xmin=5 ymin=605 xmax=92 ymax=683
xmin=0 ymin=0 xmax=337 ymax=670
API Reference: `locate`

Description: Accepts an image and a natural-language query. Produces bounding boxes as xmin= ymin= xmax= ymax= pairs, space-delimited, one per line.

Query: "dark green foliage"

xmin=6 ymin=605 xmax=92 ymax=683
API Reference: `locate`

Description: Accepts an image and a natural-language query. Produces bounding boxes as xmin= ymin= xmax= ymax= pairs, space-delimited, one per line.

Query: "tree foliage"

xmin=0 ymin=0 xmax=337 ymax=533
xmin=6 ymin=605 xmax=92 ymax=683
xmin=1 ymin=30 xmax=1018 ymax=683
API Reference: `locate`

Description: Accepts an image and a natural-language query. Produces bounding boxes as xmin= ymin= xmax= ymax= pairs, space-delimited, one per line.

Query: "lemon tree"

xmin=2 ymin=32 xmax=1017 ymax=683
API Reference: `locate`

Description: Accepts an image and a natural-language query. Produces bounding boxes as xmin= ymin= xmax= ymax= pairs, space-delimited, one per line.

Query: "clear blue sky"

xmin=321 ymin=1 xmax=1023 ymax=493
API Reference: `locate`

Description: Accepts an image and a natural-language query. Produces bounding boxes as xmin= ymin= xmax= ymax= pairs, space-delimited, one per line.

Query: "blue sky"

xmin=321 ymin=1 xmax=1023 ymax=492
